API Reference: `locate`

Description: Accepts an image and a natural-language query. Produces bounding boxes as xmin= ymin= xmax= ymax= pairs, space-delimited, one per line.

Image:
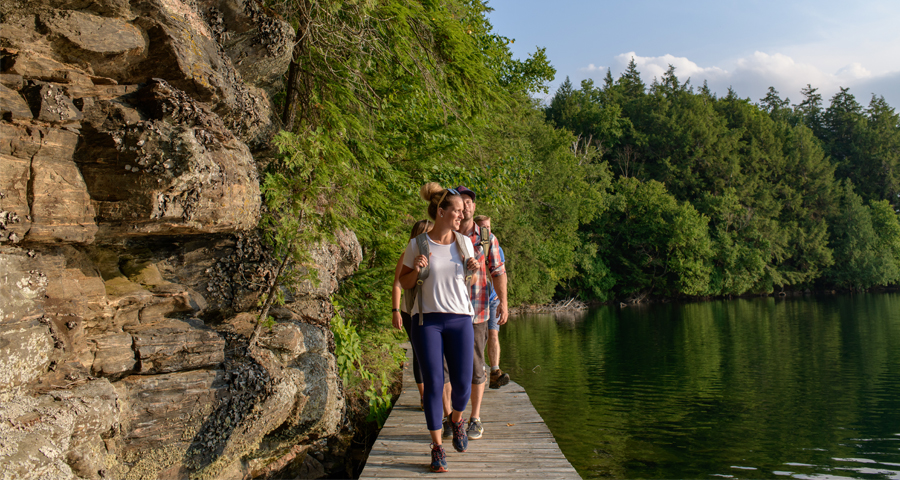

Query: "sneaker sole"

xmin=489 ymin=376 xmax=510 ymax=389
xmin=468 ymin=430 xmax=483 ymax=440
xmin=431 ymin=465 xmax=448 ymax=473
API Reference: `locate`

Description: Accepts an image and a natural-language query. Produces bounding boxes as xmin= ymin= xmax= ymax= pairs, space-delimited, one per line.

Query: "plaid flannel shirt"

xmin=463 ymin=224 xmax=506 ymax=324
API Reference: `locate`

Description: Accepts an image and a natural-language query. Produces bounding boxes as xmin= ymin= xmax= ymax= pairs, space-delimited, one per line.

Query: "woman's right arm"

xmin=398 ymin=240 xmax=426 ymax=290
xmin=399 ymin=264 xmax=419 ymax=290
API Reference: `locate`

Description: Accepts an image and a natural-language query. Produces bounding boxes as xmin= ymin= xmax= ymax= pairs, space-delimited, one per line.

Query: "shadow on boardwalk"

xmin=359 ymin=345 xmax=581 ymax=479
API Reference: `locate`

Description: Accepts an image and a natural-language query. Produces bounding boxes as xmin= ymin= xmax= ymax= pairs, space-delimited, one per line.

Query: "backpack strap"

xmin=411 ymin=233 xmax=474 ymax=326
xmin=414 ymin=233 xmax=431 ymax=325
xmin=404 ymin=234 xmax=430 ymax=315
xmin=480 ymin=225 xmax=492 ymax=260
xmin=479 ymin=226 xmax=495 ymax=288
xmin=415 ymin=233 xmax=431 ymax=282
xmin=455 ymin=231 xmax=478 ymax=325
xmin=453 ymin=231 xmax=474 ymax=291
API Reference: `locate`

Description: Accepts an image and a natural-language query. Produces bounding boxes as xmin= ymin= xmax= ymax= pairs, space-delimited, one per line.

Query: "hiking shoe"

xmin=489 ymin=369 xmax=510 ymax=389
xmin=441 ymin=415 xmax=451 ymax=438
xmin=450 ymin=417 xmax=468 ymax=452
xmin=430 ymin=444 xmax=448 ymax=473
xmin=466 ymin=417 xmax=483 ymax=440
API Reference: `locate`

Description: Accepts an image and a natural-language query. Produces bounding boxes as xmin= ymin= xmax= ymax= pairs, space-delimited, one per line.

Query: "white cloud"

xmin=835 ymin=63 xmax=873 ymax=80
xmin=592 ymin=51 xmax=900 ymax=107
xmin=614 ymin=52 xmax=728 ymax=84
xmin=580 ymin=63 xmax=605 ymax=72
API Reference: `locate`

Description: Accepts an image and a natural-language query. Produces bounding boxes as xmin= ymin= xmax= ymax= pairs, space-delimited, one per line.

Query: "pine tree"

xmin=795 ymin=84 xmax=824 ymax=135
xmin=862 ymin=95 xmax=900 ymax=207
xmin=759 ymin=86 xmax=792 ymax=123
xmin=619 ymin=57 xmax=646 ymax=100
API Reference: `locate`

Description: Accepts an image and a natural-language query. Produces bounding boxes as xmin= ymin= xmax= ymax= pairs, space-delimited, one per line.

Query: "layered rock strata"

xmin=0 ymin=0 xmax=360 ymax=478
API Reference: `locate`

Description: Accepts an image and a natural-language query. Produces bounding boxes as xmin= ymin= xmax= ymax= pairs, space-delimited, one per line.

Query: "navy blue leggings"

xmin=402 ymin=312 xmax=449 ymax=385
xmin=410 ymin=312 xmax=474 ymax=431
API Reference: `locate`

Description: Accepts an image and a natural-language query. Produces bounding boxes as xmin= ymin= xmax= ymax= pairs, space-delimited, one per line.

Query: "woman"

xmin=399 ymin=183 xmax=478 ymax=473
xmin=391 ymin=220 xmax=452 ymax=416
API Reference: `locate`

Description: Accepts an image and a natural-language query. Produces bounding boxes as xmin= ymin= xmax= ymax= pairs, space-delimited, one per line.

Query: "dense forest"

xmin=544 ymin=66 xmax=900 ymax=302
xmin=262 ymin=0 xmax=900 ymax=409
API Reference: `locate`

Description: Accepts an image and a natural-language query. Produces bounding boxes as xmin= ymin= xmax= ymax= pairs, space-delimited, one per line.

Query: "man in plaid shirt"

xmin=453 ymin=185 xmax=507 ymax=441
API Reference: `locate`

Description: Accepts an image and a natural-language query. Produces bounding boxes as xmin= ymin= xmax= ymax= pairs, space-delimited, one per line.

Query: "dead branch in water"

xmin=512 ymin=298 xmax=588 ymax=313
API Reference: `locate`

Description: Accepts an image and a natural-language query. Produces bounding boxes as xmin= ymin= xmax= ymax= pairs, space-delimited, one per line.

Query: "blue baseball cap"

xmin=454 ymin=186 xmax=476 ymax=201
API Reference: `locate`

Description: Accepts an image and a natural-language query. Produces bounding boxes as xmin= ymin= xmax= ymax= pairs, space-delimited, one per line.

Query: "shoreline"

xmin=509 ymin=287 xmax=900 ymax=314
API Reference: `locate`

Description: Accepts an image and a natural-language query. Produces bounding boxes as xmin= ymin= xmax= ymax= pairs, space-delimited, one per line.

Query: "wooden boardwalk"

xmin=360 ymin=344 xmax=581 ymax=479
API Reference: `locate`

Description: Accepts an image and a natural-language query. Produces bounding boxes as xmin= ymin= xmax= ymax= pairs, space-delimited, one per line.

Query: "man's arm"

xmin=487 ymin=235 xmax=509 ymax=324
xmin=493 ymin=271 xmax=509 ymax=325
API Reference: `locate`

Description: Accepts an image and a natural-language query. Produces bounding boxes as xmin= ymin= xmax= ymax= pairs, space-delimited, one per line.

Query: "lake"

xmin=499 ymin=293 xmax=900 ymax=479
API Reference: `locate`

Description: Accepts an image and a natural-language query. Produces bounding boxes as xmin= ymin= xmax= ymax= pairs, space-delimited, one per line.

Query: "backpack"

xmin=405 ymin=232 xmax=474 ymax=325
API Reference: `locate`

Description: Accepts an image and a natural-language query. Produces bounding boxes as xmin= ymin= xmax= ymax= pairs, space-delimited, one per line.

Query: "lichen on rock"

xmin=0 ymin=0 xmax=362 ymax=476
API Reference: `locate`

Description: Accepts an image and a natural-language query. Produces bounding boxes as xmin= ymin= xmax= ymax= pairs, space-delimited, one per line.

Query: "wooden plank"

xmin=366 ymin=468 xmax=582 ymax=478
xmin=359 ymin=345 xmax=581 ymax=479
xmin=368 ymin=457 xmax=577 ymax=466
xmin=367 ymin=471 xmax=582 ymax=477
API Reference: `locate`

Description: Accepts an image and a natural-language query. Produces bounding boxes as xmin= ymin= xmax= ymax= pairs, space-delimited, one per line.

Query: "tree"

xmin=767 ymin=123 xmax=836 ymax=289
xmin=641 ymin=68 xmax=740 ymax=199
xmin=759 ymin=86 xmax=792 ymax=124
xmin=582 ymin=177 xmax=712 ymax=300
xmin=794 ymin=84 xmax=824 ymax=135
xmin=858 ymin=96 xmax=900 ymax=207
xmin=827 ymin=181 xmax=899 ymax=289
xmin=823 ymin=87 xmax=866 ymax=171
xmin=713 ymin=93 xmax=837 ymax=292
xmin=813 ymin=89 xmax=900 ymax=209
xmin=619 ymin=57 xmax=646 ymax=100
xmin=545 ymin=77 xmax=578 ymax=131
xmin=545 ymin=78 xmax=628 ymax=158
xmin=494 ymin=103 xmax=608 ymax=304
xmin=869 ymin=199 xmax=900 ymax=285
xmin=699 ymin=189 xmax=773 ymax=296
xmin=252 ymin=0 xmax=564 ymax=413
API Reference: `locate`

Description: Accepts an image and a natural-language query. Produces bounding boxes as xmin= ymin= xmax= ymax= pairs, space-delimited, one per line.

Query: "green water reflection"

xmin=499 ymin=294 xmax=900 ymax=479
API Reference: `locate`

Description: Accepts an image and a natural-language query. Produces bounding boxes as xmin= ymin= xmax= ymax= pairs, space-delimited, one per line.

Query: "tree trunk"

xmin=248 ymin=251 xmax=293 ymax=349
xmin=282 ymin=57 xmax=300 ymax=131
xmin=281 ymin=2 xmax=311 ymax=132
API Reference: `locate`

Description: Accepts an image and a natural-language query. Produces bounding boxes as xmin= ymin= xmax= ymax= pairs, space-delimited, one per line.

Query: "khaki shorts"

xmin=472 ymin=321 xmax=488 ymax=385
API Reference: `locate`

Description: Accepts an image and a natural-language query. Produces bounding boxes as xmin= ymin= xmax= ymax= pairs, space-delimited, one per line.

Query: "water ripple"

xmin=502 ymin=294 xmax=900 ymax=479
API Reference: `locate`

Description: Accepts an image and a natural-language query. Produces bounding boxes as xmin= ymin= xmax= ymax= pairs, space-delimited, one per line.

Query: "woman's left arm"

xmin=391 ymin=254 xmax=404 ymax=330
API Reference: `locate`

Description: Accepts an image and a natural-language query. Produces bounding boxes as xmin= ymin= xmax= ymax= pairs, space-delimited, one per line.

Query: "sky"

xmin=486 ymin=0 xmax=900 ymax=109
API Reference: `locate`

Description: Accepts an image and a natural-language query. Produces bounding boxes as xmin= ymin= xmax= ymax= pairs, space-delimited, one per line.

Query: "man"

xmin=452 ymin=186 xmax=508 ymax=440
xmin=474 ymin=215 xmax=510 ymax=389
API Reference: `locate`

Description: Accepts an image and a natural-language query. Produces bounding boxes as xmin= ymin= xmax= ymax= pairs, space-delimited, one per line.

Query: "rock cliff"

xmin=0 ymin=0 xmax=361 ymax=478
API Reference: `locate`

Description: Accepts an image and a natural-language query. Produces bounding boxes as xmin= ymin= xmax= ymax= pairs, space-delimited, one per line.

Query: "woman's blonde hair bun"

xmin=420 ymin=182 xmax=443 ymax=203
